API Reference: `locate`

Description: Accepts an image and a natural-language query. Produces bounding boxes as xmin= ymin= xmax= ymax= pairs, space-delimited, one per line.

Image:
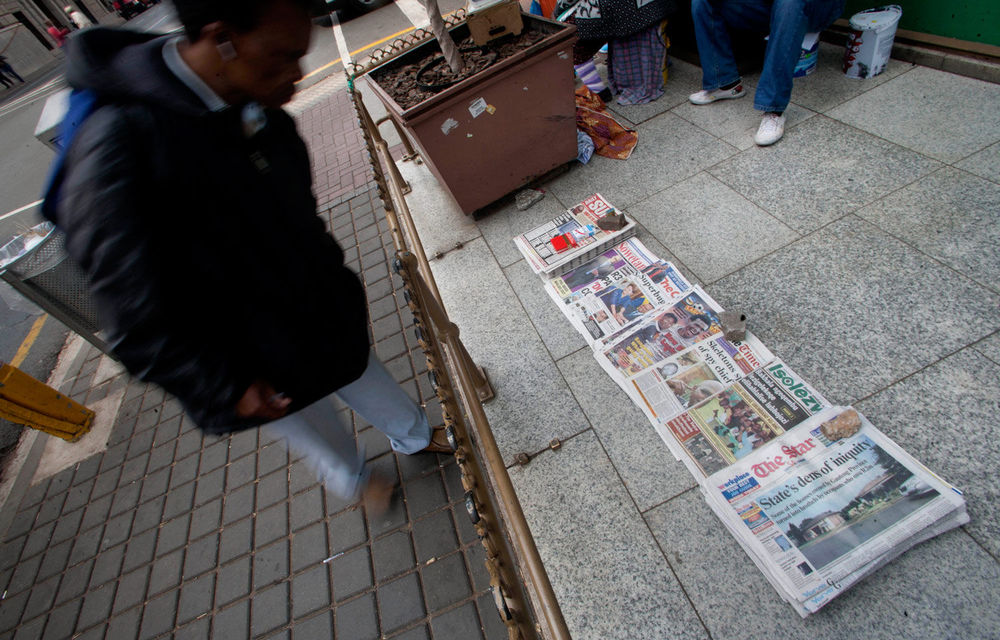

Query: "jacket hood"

xmin=65 ymin=27 xmax=209 ymax=116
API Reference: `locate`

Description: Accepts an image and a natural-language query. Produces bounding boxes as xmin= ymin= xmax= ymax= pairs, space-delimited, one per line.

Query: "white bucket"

xmin=843 ymin=5 xmax=902 ymax=79
xmin=794 ymin=32 xmax=821 ymax=77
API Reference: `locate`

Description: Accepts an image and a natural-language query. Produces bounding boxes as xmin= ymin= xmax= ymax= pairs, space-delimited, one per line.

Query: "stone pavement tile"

xmin=674 ymin=95 xmax=816 ymax=151
xmin=250 ymin=581 xmax=289 ymax=636
xmin=430 ymin=602 xmax=485 ymax=640
xmin=420 ymin=551 xmax=471 ymax=610
xmin=827 ymin=66 xmax=1000 ymax=164
xmin=556 ymin=347 xmax=697 ymax=512
xmin=474 ymin=191 xmax=565 ymax=269
xmin=503 ymin=259 xmax=586 ymax=362
xmin=293 ymin=610 xmax=333 ymax=637
xmin=790 ymin=42 xmax=915 ymax=114
xmin=509 ymin=431 xmax=707 ymax=640
xmin=431 ymin=237 xmax=589 ymax=462
xmin=215 ymin=556 xmax=251 ymax=608
xmin=645 ymin=489 xmax=1000 ymax=639
xmin=954 ymin=141 xmax=1000 ymax=185
xmin=291 ymin=564 xmax=329 ymax=619
xmin=608 ymin=56 xmax=707 ymax=125
xmin=372 ymin=530 xmax=415 ymax=583
xmin=708 ymin=116 xmax=941 ymax=234
xmin=854 ymin=167 xmax=1000 ymax=293
xmin=212 ymin=600 xmax=249 ymax=640
xmin=855 ymin=347 xmax=1000 ymax=558
xmin=708 ymin=215 xmax=1000 ymax=404
xmin=377 ymin=572 xmax=425 ymax=635
xmin=337 ymin=592 xmax=380 ymax=640
xmin=545 ymin=111 xmax=738 ymax=210
xmin=973 ymin=331 xmax=1000 ymax=365
xmin=412 ymin=510 xmax=460 ymax=563
xmin=629 ymin=172 xmax=800 ymax=283
xmin=331 ymin=545 xmax=373 ymax=602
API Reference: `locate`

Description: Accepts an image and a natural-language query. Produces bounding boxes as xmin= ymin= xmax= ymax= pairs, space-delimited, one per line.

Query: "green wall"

xmin=841 ymin=1 xmax=1000 ymax=48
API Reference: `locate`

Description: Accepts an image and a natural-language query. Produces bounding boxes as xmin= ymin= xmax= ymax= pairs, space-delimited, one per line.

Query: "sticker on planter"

xmin=440 ymin=118 xmax=459 ymax=135
xmin=558 ymin=50 xmax=568 ymax=59
xmin=486 ymin=104 xmax=496 ymax=115
xmin=469 ymin=98 xmax=488 ymax=118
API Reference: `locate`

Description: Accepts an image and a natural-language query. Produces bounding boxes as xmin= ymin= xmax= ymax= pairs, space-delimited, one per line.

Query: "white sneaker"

xmin=689 ymin=83 xmax=745 ymax=105
xmin=754 ymin=112 xmax=786 ymax=146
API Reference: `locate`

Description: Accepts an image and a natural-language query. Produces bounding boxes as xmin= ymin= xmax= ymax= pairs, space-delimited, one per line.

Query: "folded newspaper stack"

xmin=513 ymin=194 xmax=637 ymax=276
xmin=514 ymin=226 xmax=969 ymax=616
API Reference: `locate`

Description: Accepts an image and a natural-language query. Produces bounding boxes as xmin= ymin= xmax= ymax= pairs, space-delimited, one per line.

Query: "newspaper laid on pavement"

xmin=621 ymin=333 xmax=774 ymax=428
xmin=702 ymin=406 xmax=968 ymax=616
xmin=513 ymin=214 xmax=969 ymax=615
xmin=595 ymin=287 xmax=725 ymax=376
xmin=659 ymin=358 xmax=831 ymax=477
xmin=513 ymin=194 xmax=637 ymax=275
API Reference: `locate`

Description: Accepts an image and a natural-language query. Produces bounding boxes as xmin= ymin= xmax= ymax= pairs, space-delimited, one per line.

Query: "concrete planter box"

xmin=366 ymin=15 xmax=578 ymax=215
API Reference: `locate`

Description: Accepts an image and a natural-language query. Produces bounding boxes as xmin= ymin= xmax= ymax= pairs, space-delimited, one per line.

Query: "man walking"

xmin=44 ymin=0 xmax=450 ymax=511
xmin=688 ymin=0 xmax=844 ymax=145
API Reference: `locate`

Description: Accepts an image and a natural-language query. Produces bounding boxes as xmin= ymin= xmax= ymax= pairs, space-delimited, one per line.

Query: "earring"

xmin=217 ymin=40 xmax=237 ymax=61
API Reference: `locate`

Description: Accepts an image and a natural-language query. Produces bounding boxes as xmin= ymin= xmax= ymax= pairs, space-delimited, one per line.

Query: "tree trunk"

xmin=418 ymin=0 xmax=464 ymax=73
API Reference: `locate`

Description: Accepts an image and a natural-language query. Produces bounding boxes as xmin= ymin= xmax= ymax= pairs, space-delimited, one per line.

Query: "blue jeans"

xmin=691 ymin=0 xmax=844 ymax=112
xmin=265 ymin=351 xmax=431 ymax=499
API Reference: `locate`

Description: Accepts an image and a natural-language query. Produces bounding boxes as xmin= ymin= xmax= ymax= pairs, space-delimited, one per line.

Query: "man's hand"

xmin=236 ymin=380 xmax=292 ymax=421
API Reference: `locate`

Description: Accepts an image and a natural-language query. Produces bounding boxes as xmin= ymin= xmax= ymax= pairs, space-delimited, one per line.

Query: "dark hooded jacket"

xmin=48 ymin=28 xmax=371 ymax=433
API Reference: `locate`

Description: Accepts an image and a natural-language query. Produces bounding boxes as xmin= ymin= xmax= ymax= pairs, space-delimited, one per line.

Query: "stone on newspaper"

xmin=820 ymin=408 xmax=862 ymax=441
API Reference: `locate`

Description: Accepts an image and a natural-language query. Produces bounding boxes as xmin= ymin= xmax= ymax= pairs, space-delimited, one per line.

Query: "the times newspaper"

xmin=513 ymin=194 xmax=637 ymax=275
xmin=543 ymin=239 xmax=693 ymax=344
xmin=512 ymin=219 xmax=968 ymax=615
xmin=702 ymin=407 xmax=968 ymax=615
xmin=660 ymin=359 xmax=831 ymax=478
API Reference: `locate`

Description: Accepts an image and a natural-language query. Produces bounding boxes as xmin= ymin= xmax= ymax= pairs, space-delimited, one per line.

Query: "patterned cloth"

xmin=609 ymin=21 xmax=669 ymax=105
xmin=575 ymin=86 xmax=638 ymax=160
xmin=571 ymin=0 xmax=674 ymax=40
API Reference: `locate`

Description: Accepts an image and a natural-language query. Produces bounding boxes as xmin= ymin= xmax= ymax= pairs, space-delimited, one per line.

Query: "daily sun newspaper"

xmin=513 ymin=194 xmax=637 ymax=275
xmin=544 ymin=239 xmax=692 ymax=344
xmin=702 ymin=406 xmax=968 ymax=615
xmin=512 ymin=219 xmax=968 ymax=615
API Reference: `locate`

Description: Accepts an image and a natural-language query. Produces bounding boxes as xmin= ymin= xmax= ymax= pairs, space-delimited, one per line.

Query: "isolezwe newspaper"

xmin=513 ymin=194 xmax=968 ymax=616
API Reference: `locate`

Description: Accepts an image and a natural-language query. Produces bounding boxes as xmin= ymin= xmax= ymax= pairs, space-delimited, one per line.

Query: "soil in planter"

xmin=372 ymin=25 xmax=550 ymax=110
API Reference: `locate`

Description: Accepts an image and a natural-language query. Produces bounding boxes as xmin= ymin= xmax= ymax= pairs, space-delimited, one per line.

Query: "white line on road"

xmin=0 ymin=200 xmax=42 ymax=222
xmin=331 ymin=12 xmax=352 ymax=68
xmin=396 ymin=0 xmax=431 ymax=28
xmin=0 ymin=77 xmax=66 ymax=119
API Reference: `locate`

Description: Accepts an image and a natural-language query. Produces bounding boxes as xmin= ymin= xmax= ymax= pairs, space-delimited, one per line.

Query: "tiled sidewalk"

xmin=0 ymin=73 xmax=508 ymax=639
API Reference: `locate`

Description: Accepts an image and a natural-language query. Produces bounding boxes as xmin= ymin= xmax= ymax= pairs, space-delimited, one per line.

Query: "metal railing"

xmin=346 ymin=48 xmax=571 ymax=639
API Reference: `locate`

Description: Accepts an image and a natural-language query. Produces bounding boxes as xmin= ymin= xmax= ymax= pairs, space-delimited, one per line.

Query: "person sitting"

xmin=688 ymin=0 xmax=844 ymax=146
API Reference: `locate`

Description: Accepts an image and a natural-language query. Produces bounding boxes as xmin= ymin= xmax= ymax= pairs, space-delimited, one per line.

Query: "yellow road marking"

xmin=297 ymin=10 xmax=459 ymax=83
xmin=10 ymin=314 xmax=47 ymax=368
xmin=299 ymin=24 xmax=418 ymax=82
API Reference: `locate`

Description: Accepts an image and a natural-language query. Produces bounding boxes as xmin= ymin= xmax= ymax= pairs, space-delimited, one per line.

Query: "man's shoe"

xmin=754 ymin=112 xmax=786 ymax=146
xmin=361 ymin=472 xmax=396 ymax=517
xmin=689 ymin=83 xmax=745 ymax=105
xmin=421 ymin=426 xmax=455 ymax=454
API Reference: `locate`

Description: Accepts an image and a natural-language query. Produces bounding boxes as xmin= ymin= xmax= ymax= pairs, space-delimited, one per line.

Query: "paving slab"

xmin=790 ymin=42 xmax=915 ymax=114
xmin=503 ymin=259 xmax=584 ymax=362
xmin=854 ymin=167 xmax=1000 ymax=294
xmin=973 ymin=331 xmax=1000 ymax=365
xmin=826 ymin=66 xmax=1000 ymax=164
xmin=954 ymin=141 xmax=1000 ymax=184
xmin=555 ymin=347 xmax=695 ymax=512
xmin=429 ymin=237 xmax=588 ymax=462
xmin=544 ymin=111 xmax=738 ymax=210
xmin=646 ymin=489 xmax=1000 ymax=640
xmin=708 ymin=115 xmax=941 ymax=233
xmin=628 ymin=172 xmax=800 ymax=283
xmin=607 ymin=56 xmax=708 ymax=125
xmin=854 ymin=347 xmax=1000 ymax=559
xmin=706 ymin=215 xmax=1000 ymax=404
xmin=509 ymin=431 xmax=708 ymax=640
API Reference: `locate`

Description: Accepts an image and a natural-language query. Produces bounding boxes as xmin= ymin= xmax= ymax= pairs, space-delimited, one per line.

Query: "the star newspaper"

xmin=513 ymin=193 xmax=638 ymax=276
xmin=513 ymin=196 xmax=969 ymax=615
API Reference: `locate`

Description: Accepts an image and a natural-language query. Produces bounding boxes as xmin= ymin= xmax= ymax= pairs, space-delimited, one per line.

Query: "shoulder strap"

xmin=40 ymin=88 xmax=100 ymax=224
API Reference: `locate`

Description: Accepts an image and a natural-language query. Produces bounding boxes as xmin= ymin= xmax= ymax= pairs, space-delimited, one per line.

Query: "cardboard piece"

xmin=467 ymin=0 xmax=524 ymax=46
